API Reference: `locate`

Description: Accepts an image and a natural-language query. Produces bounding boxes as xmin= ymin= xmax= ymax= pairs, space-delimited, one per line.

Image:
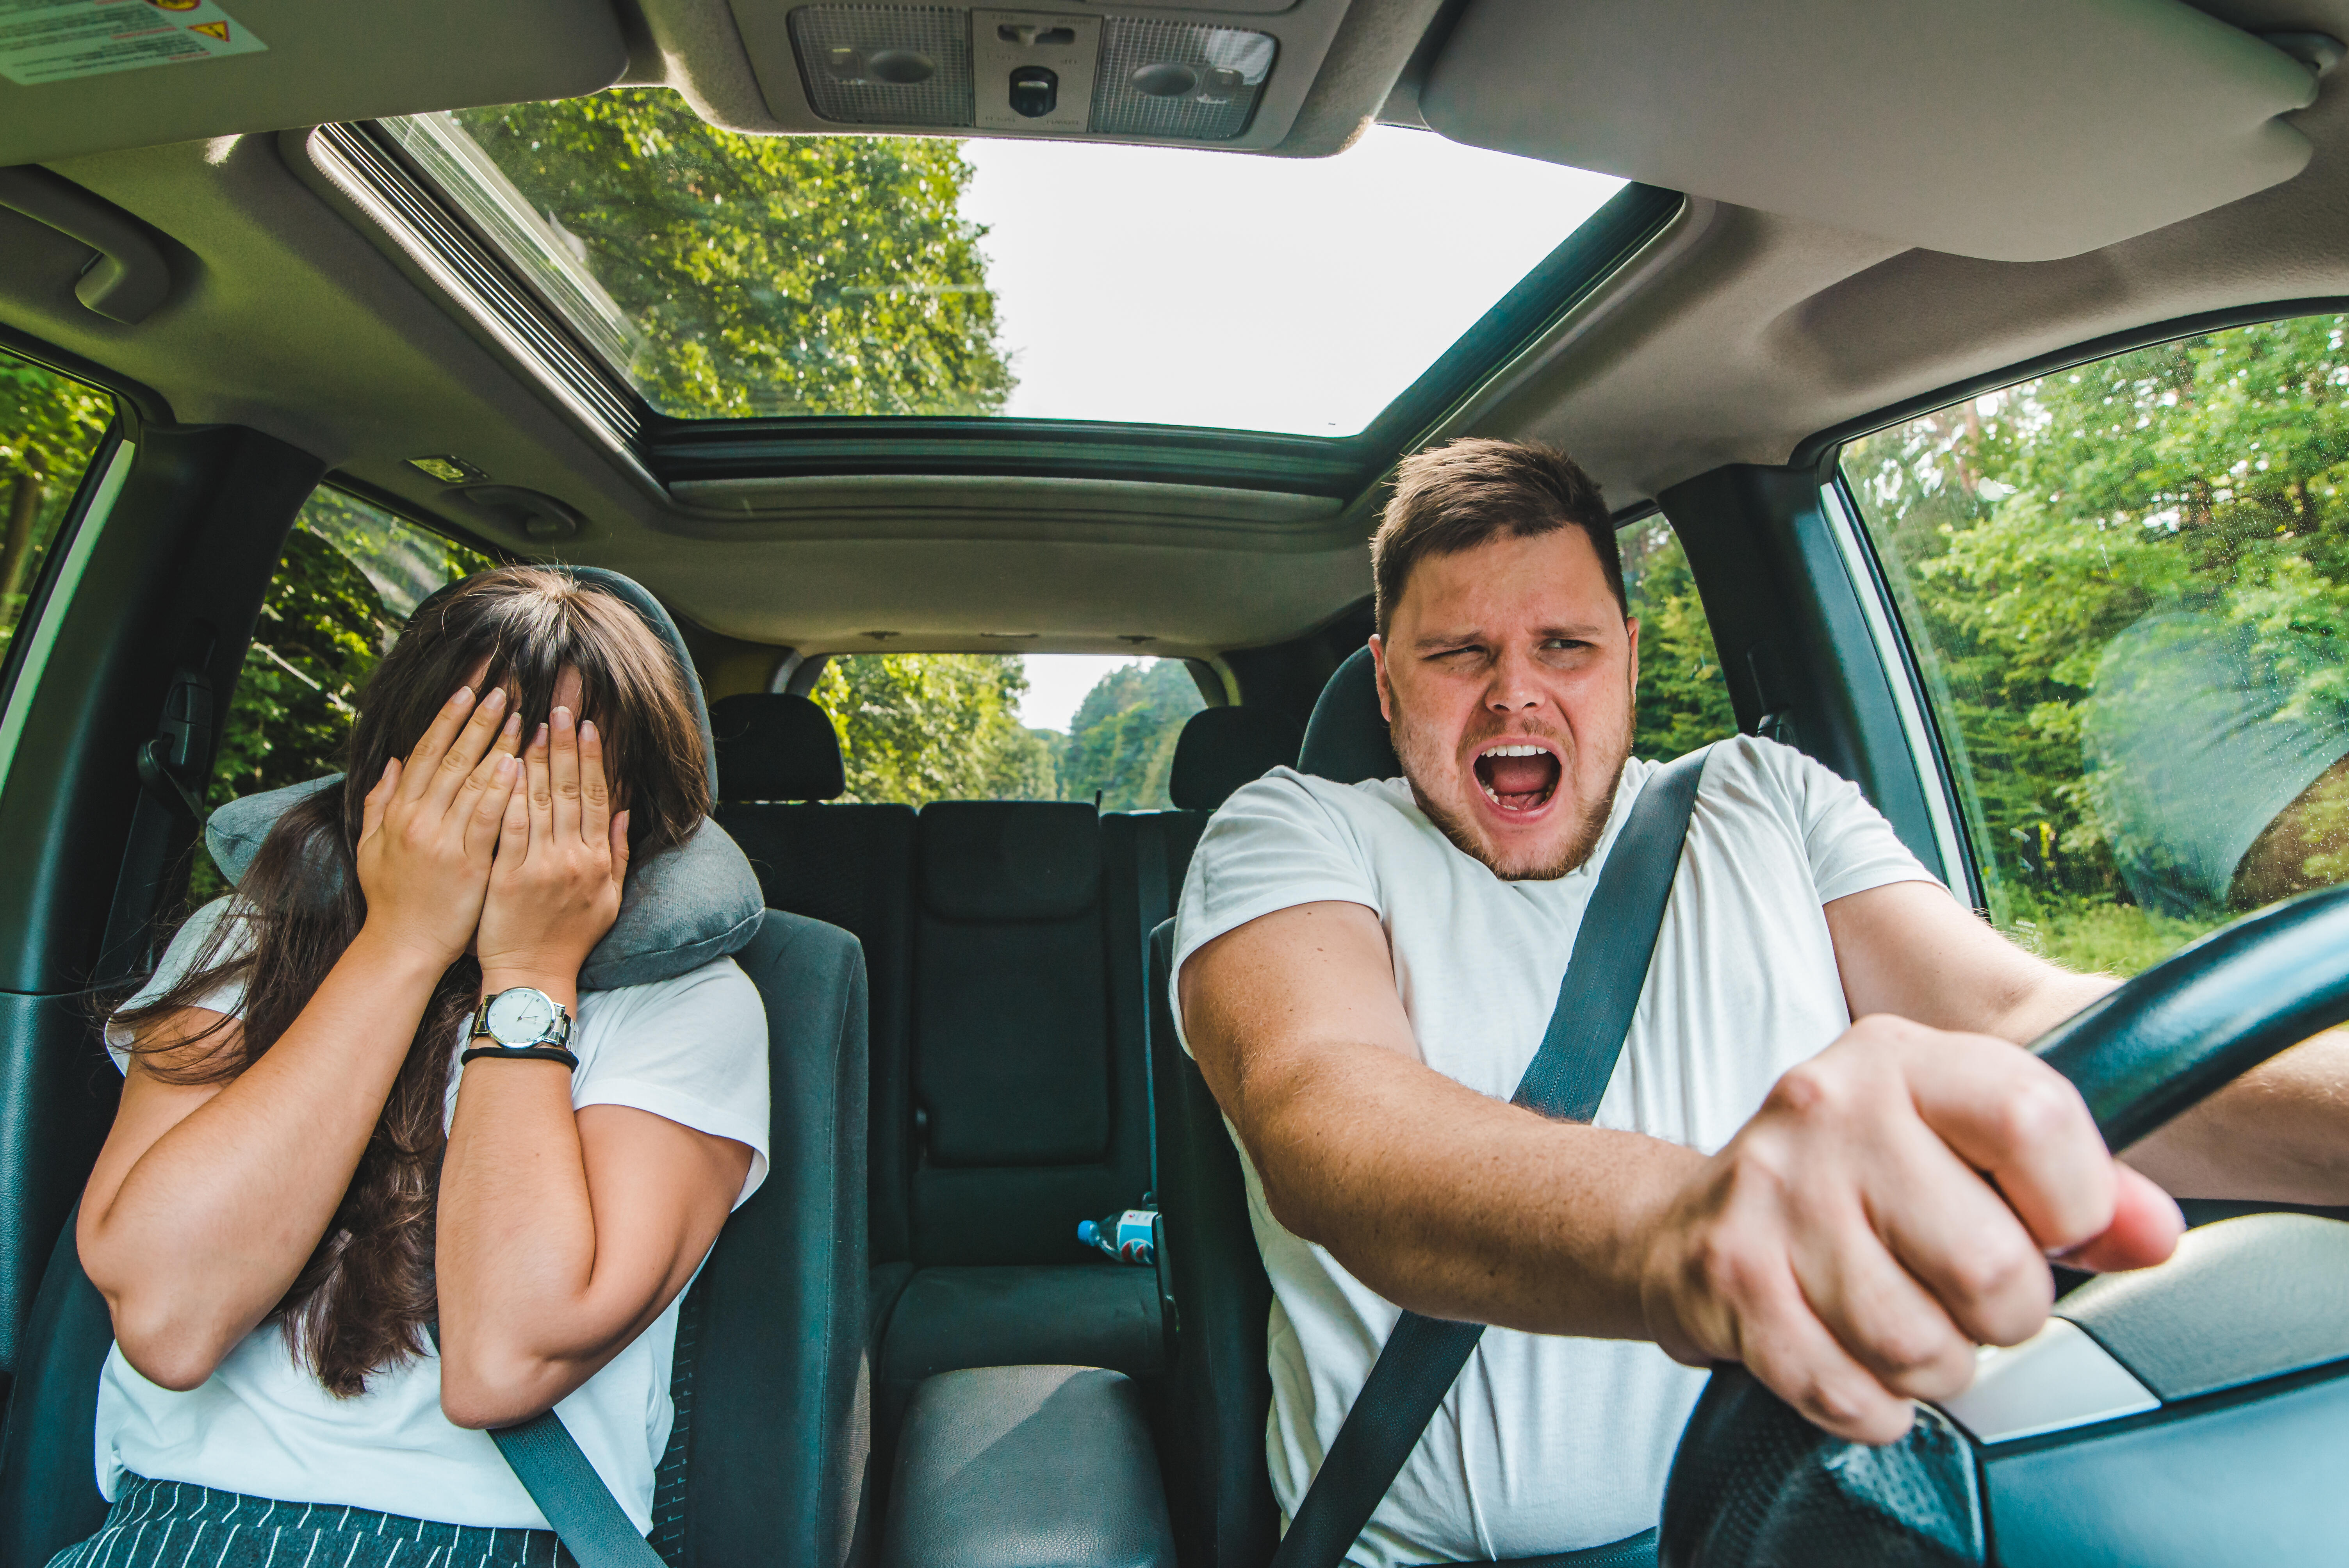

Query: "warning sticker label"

xmin=0 ymin=0 xmax=266 ymax=86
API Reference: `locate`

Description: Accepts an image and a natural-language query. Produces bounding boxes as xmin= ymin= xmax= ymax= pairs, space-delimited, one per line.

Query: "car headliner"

xmin=2 ymin=0 xmax=2345 ymax=669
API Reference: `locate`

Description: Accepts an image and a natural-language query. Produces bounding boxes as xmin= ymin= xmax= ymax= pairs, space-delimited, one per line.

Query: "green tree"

xmin=813 ymin=654 xmax=1056 ymax=805
xmin=453 ymin=91 xmax=1012 ymax=417
xmin=1846 ymin=315 xmax=2349 ymax=970
xmin=1622 ymin=519 xmax=1736 ymax=761
xmin=1058 ymin=660 xmax=1205 ymax=809
xmin=0 ymin=354 xmax=111 ymax=652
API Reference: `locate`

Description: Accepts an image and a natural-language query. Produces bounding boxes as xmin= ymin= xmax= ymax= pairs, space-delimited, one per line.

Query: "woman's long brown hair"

xmin=111 ymin=567 xmax=710 ymax=1396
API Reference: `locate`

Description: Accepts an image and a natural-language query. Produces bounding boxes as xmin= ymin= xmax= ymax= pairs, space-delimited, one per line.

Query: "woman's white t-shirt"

xmin=94 ymin=898 xmax=772 ymax=1532
xmin=1170 ymin=736 xmax=1940 ymax=1566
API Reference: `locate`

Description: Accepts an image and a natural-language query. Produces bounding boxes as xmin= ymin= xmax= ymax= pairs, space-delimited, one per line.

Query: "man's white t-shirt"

xmin=95 ymin=898 xmax=772 ymax=1532
xmin=1170 ymin=736 xmax=1939 ymax=1564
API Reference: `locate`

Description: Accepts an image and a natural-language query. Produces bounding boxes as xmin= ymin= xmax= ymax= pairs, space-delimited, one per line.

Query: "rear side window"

xmin=196 ymin=488 xmax=493 ymax=896
xmin=811 ymin=652 xmax=1206 ymax=809
xmin=1843 ymin=314 xmax=2349 ymax=973
xmin=0 ymin=351 xmax=111 ymax=662
xmin=1620 ymin=513 xmax=1737 ymax=761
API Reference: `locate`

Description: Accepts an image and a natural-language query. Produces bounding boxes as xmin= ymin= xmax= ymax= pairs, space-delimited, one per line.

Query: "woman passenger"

xmin=52 ymin=567 xmax=767 ymax=1567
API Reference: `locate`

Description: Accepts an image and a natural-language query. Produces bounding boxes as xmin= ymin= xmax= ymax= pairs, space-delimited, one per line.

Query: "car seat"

xmin=0 ymin=568 xmax=871 ymax=1568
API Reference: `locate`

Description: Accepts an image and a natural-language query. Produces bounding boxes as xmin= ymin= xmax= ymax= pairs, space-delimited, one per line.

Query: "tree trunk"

xmin=2 ymin=457 xmax=45 ymax=606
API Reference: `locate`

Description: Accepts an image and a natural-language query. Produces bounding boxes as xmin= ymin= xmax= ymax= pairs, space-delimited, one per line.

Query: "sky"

xmin=1020 ymin=654 xmax=1146 ymax=731
xmin=959 ymin=127 xmax=1625 ymax=435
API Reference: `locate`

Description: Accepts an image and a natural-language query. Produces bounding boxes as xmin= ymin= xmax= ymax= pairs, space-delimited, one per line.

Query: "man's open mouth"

xmin=1473 ymin=743 xmax=1561 ymax=814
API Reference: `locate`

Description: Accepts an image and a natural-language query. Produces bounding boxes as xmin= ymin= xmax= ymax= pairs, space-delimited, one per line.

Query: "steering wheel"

xmin=1657 ymin=884 xmax=2349 ymax=1567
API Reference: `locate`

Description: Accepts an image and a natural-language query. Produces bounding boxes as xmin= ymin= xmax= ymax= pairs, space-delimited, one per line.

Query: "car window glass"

xmin=196 ymin=488 xmax=494 ymax=898
xmin=1621 ymin=514 xmax=1737 ymax=761
xmin=811 ymin=652 xmax=1205 ymax=808
xmin=0 ymin=351 xmax=112 ymax=664
xmin=1843 ymin=314 xmax=2349 ymax=973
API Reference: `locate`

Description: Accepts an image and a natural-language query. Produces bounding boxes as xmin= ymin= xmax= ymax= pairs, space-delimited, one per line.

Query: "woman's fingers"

xmin=549 ymin=706 xmax=583 ymax=843
xmin=496 ymin=755 xmax=533 ymax=868
xmin=464 ymin=742 xmax=521 ymax=862
xmin=525 ymin=720 xmax=553 ymax=853
xmin=360 ymin=759 xmax=399 ymax=843
xmin=609 ymin=807 xmax=631 ymax=886
xmin=424 ymin=686 xmax=510 ymax=813
xmin=577 ymin=718 xmax=611 ymax=852
xmin=401 ymin=685 xmax=478 ymax=801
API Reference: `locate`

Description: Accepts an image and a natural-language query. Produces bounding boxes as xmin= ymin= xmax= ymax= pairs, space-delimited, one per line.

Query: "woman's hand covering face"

xmin=475 ymin=705 xmax=631 ymax=986
xmin=355 ymin=686 xmax=524 ymax=968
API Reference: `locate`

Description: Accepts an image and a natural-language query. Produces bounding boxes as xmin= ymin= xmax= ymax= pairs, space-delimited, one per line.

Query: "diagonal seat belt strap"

xmin=428 ymin=1323 xmax=667 ymax=1567
xmin=1267 ymin=745 xmax=1715 ymax=1568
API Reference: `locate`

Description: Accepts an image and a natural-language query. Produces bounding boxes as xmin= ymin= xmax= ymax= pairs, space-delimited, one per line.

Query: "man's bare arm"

xmin=1825 ymin=879 xmax=2349 ymax=1204
xmin=1180 ymin=900 xmax=1693 ymax=1339
xmin=1180 ymin=898 xmax=2176 ymax=1443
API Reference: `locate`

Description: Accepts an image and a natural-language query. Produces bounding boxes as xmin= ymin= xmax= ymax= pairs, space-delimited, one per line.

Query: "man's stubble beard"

xmin=1389 ymin=704 xmax=1631 ymax=882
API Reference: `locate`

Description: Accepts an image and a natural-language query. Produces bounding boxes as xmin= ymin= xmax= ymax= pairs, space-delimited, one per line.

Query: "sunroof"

xmin=383 ymin=89 xmax=1626 ymax=438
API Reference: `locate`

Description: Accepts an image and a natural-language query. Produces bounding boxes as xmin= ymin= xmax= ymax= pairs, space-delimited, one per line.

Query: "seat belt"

xmin=1267 ymin=744 xmax=1715 ymax=1568
xmin=427 ymin=1324 xmax=667 ymax=1568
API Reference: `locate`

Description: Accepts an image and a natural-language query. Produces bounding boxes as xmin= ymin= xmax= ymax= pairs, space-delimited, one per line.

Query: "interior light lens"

xmin=791 ymin=5 xmax=974 ymax=125
xmin=1091 ymin=20 xmax=1274 ymax=140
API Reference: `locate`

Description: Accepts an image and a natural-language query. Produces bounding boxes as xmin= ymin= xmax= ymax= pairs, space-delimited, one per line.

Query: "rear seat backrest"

xmin=911 ymin=802 xmax=1137 ymax=1263
xmin=711 ymin=692 xmax=920 ymax=1265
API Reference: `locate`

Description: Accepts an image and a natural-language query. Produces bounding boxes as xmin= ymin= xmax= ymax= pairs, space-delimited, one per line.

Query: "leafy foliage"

xmin=1622 ymin=518 xmax=1737 ymax=762
xmin=453 ymin=91 xmax=1012 ymax=417
xmin=813 ymin=654 xmax=1055 ymax=805
xmin=0 ymin=355 xmax=112 ymax=652
xmin=1847 ymin=315 xmax=2349 ymax=971
xmin=1056 ymin=659 xmax=1206 ymax=809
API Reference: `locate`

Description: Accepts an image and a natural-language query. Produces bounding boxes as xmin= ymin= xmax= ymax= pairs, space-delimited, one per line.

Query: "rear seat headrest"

xmin=1169 ymin=706 xmax=1303 ymax=811
xmin=711 ymin=693 xmax=847 ymax=802
xmin=1299 ymin=645 xmax=1402 ymax=784
xmin=918 ymin=802 xmax=1100 ymax=923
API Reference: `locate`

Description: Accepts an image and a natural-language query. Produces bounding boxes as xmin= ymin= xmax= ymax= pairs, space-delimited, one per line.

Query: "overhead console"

xmin=729 ymin=0 xmax=1356 ymax=150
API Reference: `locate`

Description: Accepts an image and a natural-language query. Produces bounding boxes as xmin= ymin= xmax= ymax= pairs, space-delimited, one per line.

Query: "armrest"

xmin=882 ymin=1365 xmax=1177 ymax=1568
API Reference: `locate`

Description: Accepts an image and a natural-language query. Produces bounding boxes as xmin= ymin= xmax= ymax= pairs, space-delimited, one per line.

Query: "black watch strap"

xmin=461 ymin=1044 xmax=581 ymax=1071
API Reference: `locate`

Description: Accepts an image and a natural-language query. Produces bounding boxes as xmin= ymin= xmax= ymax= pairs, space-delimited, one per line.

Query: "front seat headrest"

xmin=1169 ymin=706 xmax=1302 ymax=811
xmin=710 ymin=693 xmax=847 ymax=802
xmin=203 ymin=565 xmax=762 ymax=991
xmin=1299 ymin=646 xmax=1401 ymax=784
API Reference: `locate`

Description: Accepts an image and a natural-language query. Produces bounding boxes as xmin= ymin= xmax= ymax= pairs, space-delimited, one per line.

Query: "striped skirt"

xmin=46 ymin=1476 xmax=577 ymax=1568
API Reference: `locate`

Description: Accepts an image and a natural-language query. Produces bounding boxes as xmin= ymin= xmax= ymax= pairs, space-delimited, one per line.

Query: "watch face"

xmin=483 ymin=987 xmax=558 ymax=1047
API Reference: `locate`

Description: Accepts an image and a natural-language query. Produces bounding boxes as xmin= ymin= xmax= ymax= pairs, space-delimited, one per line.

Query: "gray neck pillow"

xmin=205 ymin=775 xmax=765 ymax=992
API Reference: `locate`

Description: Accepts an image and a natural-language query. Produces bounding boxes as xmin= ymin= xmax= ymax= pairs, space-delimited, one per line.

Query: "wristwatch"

xmin=463 ymin=985 xmax=577 ymax=1069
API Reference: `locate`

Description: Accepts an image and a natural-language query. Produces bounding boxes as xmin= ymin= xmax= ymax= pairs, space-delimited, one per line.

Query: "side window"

xmin=0 ymin=351 xmax=112 ymax=662
xmin=1843 ymin=314 xmax=2349 ymax=973
xmin=196 ymin=488 xmax=494 ymax=896
xmin=1620 ymin=514 xmax=1737 ymax=760
xmin=809 ymin=653 xmax=1206 ymax=809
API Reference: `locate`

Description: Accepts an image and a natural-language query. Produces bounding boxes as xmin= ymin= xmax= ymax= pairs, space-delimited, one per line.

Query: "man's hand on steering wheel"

xmin=1634 ymin=1014 xmax=2185 ymax=1445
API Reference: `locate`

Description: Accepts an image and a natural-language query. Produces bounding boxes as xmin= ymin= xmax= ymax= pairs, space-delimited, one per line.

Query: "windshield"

xmin=381 ymin=91 xmax=1626 ymax=435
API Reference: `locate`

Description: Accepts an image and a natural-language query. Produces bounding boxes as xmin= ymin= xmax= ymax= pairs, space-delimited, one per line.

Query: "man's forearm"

xmin=1237 ymin=1039 xmax=1701 ymax=1337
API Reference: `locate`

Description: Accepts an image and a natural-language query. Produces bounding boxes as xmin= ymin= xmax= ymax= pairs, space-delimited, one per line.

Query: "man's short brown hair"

xmin=1371 ymin=438 xmax=1625 ymax=636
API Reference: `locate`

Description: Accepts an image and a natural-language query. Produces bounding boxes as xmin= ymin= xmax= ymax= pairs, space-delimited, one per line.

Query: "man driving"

xmin=1172 ymin=438 xmax=2349 ymax=1564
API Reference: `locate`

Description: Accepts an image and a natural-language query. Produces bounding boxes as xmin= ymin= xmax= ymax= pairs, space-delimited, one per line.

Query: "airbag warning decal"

xmin=0 ymin=0 xmax=266 ymax=86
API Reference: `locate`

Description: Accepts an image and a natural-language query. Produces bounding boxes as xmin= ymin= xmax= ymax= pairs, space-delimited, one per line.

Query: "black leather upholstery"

xmin=1297 ymin=647 xmax=1400 ymax=785
xmin=918 ymin=803 xmax=1101 ymax=923
xmin=1148 ymin=918 xmax=1279 ymax=1568
xmin=0 ymin=1206 xmax=110 ymax=1567
xmin=712 ymin=693 xmax=848 ymax=803
xmin=1169 ymin=708 xmax=1303 ymax=812
xmin=882 ymin=1366 xmax=1174 ymax=1568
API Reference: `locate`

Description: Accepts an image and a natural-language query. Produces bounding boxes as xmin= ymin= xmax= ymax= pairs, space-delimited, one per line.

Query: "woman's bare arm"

xmin=79 ymin=684 xmax=520 ymax=1389
xmin=435 ymin=705 xmax=752 ymax=1427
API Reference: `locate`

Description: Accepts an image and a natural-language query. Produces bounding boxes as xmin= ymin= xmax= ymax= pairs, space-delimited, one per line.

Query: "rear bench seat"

xmin=710 ymin=692 xmax=1297 ymax=1459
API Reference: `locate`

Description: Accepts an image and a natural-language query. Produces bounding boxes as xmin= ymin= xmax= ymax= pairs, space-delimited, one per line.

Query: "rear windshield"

xmin=810 ymin=652 xmax=1205 ymax=808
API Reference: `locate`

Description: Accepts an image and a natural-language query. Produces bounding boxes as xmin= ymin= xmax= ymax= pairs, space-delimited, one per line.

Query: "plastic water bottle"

xmin=1078 ymin=1207 xmax=1157 ymax=1265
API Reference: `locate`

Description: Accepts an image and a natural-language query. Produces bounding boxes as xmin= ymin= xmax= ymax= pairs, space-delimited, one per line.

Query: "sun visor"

xmin=0 ymin=0 xmax=627 ymax=167
xmin=1419 ymin=0 xmax=2322 ymax=264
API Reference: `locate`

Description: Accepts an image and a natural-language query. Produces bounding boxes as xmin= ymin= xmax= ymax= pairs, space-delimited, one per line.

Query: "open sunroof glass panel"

xmin=381 ymin=90 xmax=1628 ymax=438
